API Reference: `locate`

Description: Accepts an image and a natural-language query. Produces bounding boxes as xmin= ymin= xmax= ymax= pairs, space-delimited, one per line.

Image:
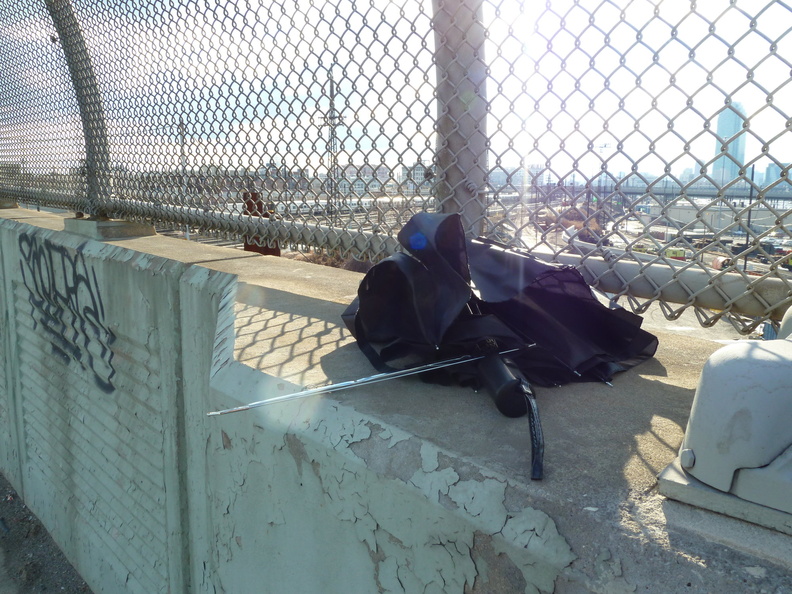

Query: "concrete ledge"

xmin=0 ymin=199 xmax=18 ymax=209
xmin=210 ymin=248 xmax=792 ymax=592
xmin=2 ymin=207 xmax=792 ymax=594
xmin=64 ymin=217 xmax=156 ymax=239
xmin=659 ymin=459 xmax=792 ymax=536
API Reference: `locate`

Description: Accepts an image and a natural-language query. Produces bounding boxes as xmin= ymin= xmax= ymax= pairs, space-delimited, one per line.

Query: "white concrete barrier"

xmin=8 ymin=210 xmax=789 ymax=593
xmin=0 ymin=218 xmax=196 ymax=592
xmin=0 ymin=212 xmax=575 ymax=593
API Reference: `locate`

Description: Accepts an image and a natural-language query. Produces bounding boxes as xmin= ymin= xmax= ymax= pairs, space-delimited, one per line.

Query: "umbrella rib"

xmin=207 ymin=347 xmax=528 ymax=416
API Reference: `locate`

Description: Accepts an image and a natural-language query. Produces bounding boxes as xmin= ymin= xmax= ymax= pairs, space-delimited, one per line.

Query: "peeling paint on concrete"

xmin=421 ymin=442 xmax=440 ymax=472
xmin=448 ymin=479 xmax=508 ymax=527
xmin=468 ymin=532 xmax=529 ymax=594
xmin=376 ymin=426 xmax=412 ymax=448
xmin=207 ymin=395 xmax=574 ymax=594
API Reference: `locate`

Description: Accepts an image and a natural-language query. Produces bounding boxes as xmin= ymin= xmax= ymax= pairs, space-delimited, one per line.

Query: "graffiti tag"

xmin=18 ymin=234 xmax=116 ymax=393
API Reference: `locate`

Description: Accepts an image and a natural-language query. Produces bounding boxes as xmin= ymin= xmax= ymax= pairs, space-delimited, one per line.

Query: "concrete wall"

xmin=0 ymin=217 xmax=197 ymax=592
xmin=0 ymin=211 xmax=575 ymax=593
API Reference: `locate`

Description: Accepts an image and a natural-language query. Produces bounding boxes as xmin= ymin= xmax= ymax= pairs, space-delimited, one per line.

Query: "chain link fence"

xmin=2 ymin=0 xmax=792 ymax=333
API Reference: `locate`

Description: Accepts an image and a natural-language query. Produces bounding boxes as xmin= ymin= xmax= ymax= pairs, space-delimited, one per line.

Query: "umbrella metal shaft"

xmin=207 ymin=347 xmax=524 ymax=416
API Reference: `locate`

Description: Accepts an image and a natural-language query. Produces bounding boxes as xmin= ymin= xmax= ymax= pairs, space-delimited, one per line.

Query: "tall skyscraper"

xmin=712 ymin=103 xmax=746 ymax=184
xmin=764 ymin=161 xmax=791 ymax=185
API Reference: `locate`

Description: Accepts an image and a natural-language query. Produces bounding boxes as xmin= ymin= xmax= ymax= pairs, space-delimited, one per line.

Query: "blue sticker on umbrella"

xmin=409 ymin=232 xmax=428 ymax=250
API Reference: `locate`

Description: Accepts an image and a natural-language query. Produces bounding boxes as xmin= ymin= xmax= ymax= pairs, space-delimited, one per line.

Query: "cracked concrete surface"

xmin=200 ymin=254 xmax=792 ymax=593
xmin=208 ymin=399 xmax=574 ymax=593
xmin=1 ymin=210 xmax=789 ymax=593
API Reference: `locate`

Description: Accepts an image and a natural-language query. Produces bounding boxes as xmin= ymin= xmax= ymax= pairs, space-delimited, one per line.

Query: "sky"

xmin=1 ymin=0 xmax=791 ymax=190
xmin=515 ymin=0 xmax=792 ymax=187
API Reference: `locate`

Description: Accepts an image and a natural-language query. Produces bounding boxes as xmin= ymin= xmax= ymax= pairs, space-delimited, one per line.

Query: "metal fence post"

xmin=432 ymin=0 xmax=488 ymax=237
xmin=45 ymin=0 xmax=110 ymax=218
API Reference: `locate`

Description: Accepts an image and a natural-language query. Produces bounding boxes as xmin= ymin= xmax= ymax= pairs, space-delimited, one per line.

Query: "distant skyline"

xmin=713 ymin=103 xmax=747 ymax=185
xmin=520 ymin=0 xmax=792 ymax=186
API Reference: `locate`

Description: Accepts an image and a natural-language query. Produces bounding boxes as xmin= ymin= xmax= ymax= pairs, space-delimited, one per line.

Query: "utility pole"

xmin=322 ymin=68 xmax=344 ymax=223
xmin=178 ymin=117 xmax=191 ymax=239
xmin=743 ymin=164 xmax=756 ymax=272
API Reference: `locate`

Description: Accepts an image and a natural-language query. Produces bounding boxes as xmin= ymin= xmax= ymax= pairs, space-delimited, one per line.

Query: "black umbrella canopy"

xmin=466 ymin=238 xmax=658 ymax=384
xmin=343 ymin=212 xmax=656 ymax=480
xmin=344 ymin=212 xmax=657 ymax=387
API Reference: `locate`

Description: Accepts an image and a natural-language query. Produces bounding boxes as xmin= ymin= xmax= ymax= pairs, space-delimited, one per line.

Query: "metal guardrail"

xmin=2 ymin=0 xmax=792 ymax=333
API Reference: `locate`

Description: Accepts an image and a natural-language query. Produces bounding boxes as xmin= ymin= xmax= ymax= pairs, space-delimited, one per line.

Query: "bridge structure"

xmin=2 ymin=0 xmax=792 ymax=591
xmin=0 ymin=207 xmax=789 ymax=593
